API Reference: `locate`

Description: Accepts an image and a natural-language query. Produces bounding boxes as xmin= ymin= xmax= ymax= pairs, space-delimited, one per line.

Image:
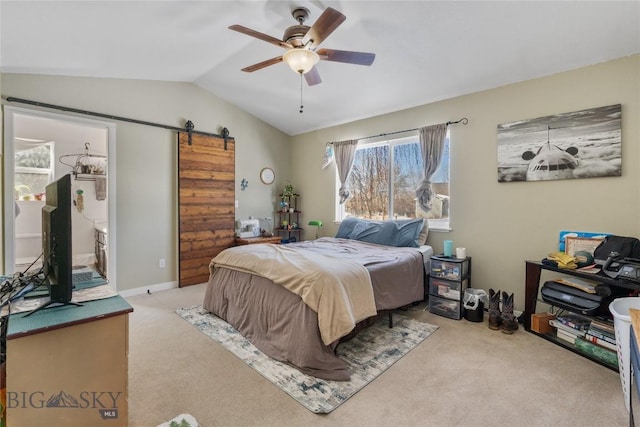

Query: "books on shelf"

xmin=555 ymin=313 xmax=591 ymax=331
xmin=550 ymin=319 xmax=587 ymax=337
xmin=556 ymin=328 xmax=579 ymax=344
xmin=587 ymin=327 xmax=616 ymax=343
xmin=583 ymin=333 xmax=617 ymax=351
xmin=590 ymin=318 xmax=615 ymax=335
xmin=546 ymin=310 xmax=620 ymax=355
xmin=585 ymin=320 xmax=617 ymax=351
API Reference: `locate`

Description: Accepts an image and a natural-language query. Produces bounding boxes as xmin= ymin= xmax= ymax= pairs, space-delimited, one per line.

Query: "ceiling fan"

xmin=229 ymin=6 xmax=375 ymax=86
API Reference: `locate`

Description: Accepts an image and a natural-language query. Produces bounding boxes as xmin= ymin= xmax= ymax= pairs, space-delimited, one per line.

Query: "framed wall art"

xmin=497 ymin=104 xmax=621 ymax=182
xmin=558 ymin=230 xmax=609 ymax=252
xmin=564 ymin=236 xmax=605 ymax=257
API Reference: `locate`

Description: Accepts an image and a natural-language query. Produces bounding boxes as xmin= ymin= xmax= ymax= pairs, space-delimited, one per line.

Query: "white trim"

xmin=118 ymin=281 xmax=178 ymax=298
xmin=15 ymin=233 xmax=42 ymax=239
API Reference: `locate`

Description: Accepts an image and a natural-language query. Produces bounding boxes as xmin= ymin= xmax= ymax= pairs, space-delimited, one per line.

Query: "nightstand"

xmin=235 ymin=236 xmax=282 ymax=245
xmin=428 ymin=256 xmax=471 ymax=320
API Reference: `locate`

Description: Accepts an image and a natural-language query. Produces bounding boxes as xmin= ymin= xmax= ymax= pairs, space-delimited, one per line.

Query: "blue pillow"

xmin=342 ymin=218 xmax=424 ymax=248
xmin=393 ymin=218 xmax=425 ymax=248
xmin=350 ymin=221 xmax=385 ymax=243
xmin=336 ymin=217 xmax=361 ymax=238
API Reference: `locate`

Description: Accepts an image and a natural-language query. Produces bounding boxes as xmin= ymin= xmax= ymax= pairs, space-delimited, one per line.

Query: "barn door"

xmin=178 ymin=132 xmax=235 ymax=287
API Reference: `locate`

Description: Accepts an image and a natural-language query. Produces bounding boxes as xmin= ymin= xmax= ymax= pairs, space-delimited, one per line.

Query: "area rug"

xmin=176 ymin=305 xmax=438 ymax=413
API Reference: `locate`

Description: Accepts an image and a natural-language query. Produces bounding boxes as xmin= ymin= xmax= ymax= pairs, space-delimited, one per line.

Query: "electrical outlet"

xmin=159 ymin=258 xmax=166 ymax=268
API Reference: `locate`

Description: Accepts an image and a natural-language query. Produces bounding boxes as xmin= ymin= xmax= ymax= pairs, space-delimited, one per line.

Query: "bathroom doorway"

xmin=3 ymin=106 xmax=116 ymax=288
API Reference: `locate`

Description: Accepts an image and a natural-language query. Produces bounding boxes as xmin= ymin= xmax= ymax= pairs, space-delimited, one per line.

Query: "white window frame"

xmin=14 ymin=142 xmax=55 ymax=199
xmin=335 ymin=131 xmax=451 ymax=231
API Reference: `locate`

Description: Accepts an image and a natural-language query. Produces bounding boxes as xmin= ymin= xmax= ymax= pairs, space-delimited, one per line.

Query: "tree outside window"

xmin=15 ymin=143 xmax=53 ymax=201
xmin=339 ymin=132 xmax=450 ymax=230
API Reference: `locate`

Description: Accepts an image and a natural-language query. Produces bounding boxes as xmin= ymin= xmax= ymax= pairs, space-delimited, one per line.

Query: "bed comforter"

xmin=203 ymin=237 xmax=427 ymax=380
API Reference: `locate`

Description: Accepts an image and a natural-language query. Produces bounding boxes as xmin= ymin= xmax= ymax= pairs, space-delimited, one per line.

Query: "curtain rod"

xmin=331 ymin=117 xmax=469 ymax=143
xmin=3 ymin=96 xmax=232 ymax=146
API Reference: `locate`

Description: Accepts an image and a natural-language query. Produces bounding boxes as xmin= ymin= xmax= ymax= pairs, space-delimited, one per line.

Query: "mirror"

xmin=3 ymin=106 xmax=116 ymax=288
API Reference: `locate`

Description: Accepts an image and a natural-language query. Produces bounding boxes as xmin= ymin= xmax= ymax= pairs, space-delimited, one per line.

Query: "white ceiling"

xmin=1 ymin=1 xmax=639 ymax=136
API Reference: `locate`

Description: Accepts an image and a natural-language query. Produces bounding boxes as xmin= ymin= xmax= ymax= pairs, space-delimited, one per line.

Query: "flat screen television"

xmin=26 ymin=173 xmax=81 ymax=316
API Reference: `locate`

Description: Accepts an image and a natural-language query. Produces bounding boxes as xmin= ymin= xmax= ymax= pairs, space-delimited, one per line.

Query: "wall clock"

xmin=260 ymin=167 xmax=275 ymax=185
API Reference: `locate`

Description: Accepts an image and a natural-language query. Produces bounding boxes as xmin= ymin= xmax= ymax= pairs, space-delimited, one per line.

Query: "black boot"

xmin=500 ymin=291 xmax=519 ymax=334
xmin=488 ymin=289 xmax=502 ymax=330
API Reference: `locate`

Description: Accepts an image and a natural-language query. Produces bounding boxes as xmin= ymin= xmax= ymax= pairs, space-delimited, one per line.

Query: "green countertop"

xmin=7 ymin=295 xmax=133 ymax=339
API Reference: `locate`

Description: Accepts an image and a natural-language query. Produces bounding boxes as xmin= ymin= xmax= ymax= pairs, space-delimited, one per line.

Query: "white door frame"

xmin=3 ymin=106 xmax=117 ymax=290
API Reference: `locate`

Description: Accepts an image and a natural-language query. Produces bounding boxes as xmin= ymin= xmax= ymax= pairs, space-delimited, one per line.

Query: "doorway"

xmin=3 ymin=106 xmax=116 ymax=288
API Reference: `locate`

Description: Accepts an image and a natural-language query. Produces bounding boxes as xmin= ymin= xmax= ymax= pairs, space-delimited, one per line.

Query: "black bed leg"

xmin=388 ymin=311 xmax=393 ymax=328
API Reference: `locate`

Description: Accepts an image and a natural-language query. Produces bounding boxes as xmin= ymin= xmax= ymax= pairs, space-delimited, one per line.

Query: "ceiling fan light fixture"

xmin=283 ymin=48 xmax=319 ymax=74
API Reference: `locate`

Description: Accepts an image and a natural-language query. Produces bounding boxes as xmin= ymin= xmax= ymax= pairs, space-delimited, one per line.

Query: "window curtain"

xmin=416 ymin=123 xmax=448 ymax=212
xmin=333 ymin=139 xmax=359 ymax=204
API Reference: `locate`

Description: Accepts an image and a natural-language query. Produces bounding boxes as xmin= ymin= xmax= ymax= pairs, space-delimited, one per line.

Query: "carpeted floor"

xmin=177 ymin=305 xmax=438 ymax=413
xmin=127 ymin=283 xmax=630 ymax=426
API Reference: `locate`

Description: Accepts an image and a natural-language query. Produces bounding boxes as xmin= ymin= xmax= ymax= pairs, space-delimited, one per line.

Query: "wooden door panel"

xmin=178 ymin=132 xmax=235 ymax=287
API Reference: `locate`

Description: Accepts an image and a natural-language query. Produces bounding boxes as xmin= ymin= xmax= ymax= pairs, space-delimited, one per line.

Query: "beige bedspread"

xmin=210 ymin=243 xmax=377 ymax=345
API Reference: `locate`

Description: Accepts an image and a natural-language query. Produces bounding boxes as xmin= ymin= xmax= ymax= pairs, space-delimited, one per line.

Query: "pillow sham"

xmin=335 ymin=217 xmax=360 ymax=238
xmin=397 ymin=218 xmax=429 ymax=246
xmin=393 ymin=218 xmax=425 ymax=248
xmin=336 ymin=217 xmax=426 ymax=248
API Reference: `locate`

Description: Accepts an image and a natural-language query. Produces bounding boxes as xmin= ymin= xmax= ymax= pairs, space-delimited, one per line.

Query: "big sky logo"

xmin=8 ymin=389 xmax=122 ymax=419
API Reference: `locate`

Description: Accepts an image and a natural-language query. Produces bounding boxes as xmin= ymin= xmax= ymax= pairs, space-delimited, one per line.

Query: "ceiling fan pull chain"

xmin=299 ymin=72 xmax=304 ymax=114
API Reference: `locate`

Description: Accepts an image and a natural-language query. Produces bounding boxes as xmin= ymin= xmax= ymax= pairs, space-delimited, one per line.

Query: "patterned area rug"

xmin=177 ymin=305 xmax=438 ymax=413
xmin=157 ymin=413 xmax=199 ymax=427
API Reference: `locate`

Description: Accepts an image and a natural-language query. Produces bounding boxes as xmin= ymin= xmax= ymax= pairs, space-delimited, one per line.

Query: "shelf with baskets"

xmin=277 ymin=193 xmax=303 ymax=243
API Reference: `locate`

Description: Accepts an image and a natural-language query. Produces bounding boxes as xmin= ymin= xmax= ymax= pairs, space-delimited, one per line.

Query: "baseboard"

xmin=118 ymin=281 xmax=178 ymax=298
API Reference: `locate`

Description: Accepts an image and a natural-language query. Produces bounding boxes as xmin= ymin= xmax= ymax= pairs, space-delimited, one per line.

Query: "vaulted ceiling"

xmin=1 ymin=1 xmax=638 ymax=136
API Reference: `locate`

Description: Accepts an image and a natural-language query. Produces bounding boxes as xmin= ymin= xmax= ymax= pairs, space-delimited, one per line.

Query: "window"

xmin=337 ymin=131 xmax=450 ymax=230
xmin=14 ymin=142 xmax=54 ymax=201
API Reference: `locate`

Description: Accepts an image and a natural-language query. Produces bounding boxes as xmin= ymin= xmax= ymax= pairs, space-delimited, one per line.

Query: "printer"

xmin=235 ymin=218 xmax=261 ymax=238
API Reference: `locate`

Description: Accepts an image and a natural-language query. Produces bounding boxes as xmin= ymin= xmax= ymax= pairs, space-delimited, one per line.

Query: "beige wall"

xmin=2 ymin=55 xmax=638 ymax=307
xmin=291 ymin=55 xmax=640 ymax=311
xmin=1 ymin=74 xmax=291 ymax=291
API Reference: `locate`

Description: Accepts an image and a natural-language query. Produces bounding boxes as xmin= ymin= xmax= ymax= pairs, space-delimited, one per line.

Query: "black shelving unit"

xmin=277 ymin=193 xmax=303 ymax=243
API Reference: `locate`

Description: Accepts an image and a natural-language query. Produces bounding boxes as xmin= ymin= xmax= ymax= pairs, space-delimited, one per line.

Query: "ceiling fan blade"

xmin=304 ymin=67 xmax=322 ymax=86
xmin=301 ymin=7 xmax=346 ymax=49
xmin=229 ymin=25 xmax=292 ymax=49
xmin=316 ymin=48 xmax=375 ymax=66
xmin=241 ymin=56 xmax=283 ymax=72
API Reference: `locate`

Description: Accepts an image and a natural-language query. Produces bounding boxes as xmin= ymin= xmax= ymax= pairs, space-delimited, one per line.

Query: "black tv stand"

xmin=23 ymin=300 xmax=83 ymax=317
xmin=523 ymin=260 xmax=640 ymax=371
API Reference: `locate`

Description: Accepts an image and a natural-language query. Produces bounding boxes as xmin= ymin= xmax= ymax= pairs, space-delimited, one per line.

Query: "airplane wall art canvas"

xmin=496 ymin=104 xmax=621 ymax=182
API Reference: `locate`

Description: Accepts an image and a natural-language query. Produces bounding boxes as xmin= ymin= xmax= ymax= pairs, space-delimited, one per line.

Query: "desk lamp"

xmin=308 ymin=220 xmax=323 ymax=239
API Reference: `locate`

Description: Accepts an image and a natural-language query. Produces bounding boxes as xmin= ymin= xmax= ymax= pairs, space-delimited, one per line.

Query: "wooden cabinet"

xmin=6 ymin=296 xmax=132 ymax=426
xmin=277 ymin=193 xmax=303 ymax=242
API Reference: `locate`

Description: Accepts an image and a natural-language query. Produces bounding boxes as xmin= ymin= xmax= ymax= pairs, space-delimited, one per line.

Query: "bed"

xmin=203 ymin=218 xmax=432 ymax=381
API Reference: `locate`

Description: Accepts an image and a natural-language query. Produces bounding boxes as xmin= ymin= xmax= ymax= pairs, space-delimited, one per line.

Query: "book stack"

xmin=550 ymin=314 xmax=590 ymax=344
xmin=575 ymin=317 xmax=619 ymax=369
xmin=584 ymin=319 xmax=617 ymax=351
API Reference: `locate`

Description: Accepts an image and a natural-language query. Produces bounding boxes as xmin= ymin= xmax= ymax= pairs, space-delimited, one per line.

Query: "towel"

xmin=95 ymin=176 xmax=107 ymax=200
